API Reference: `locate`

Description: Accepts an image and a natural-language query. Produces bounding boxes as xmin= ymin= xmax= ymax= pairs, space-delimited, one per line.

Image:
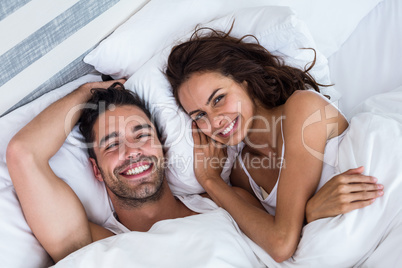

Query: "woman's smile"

xmin=217 ymin=116 xmax=239 ymax=137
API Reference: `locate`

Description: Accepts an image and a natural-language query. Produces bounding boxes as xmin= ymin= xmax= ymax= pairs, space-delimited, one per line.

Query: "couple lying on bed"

xmin=6 ymin=28 xmax=383 ymax=264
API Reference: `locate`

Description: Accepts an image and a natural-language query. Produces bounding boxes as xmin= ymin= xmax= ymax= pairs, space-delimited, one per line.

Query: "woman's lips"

xmin=219 ymin=116 xmax=239 ymax=137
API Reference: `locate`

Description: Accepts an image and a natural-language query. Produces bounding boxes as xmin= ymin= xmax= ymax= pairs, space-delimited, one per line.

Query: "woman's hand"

xmin=191 ymin=122 xmax=227 ymax=185
xmin=305 ymin=166 xmax=384 ymax=223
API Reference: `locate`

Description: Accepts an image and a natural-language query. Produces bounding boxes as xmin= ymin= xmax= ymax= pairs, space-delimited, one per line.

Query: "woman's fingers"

xmin=342 ymin=190 xmax=384 ymax=203
xmin=192 ymin=121 xmax=206 ymax=146
xmin=192 ymin=121 xmax=209 ymax=146
xmin=344 ymin=166 xmax=365 ymax=175
xmin=335 ymin=173 xmax=384 ymax=203
xmin=339 ymin=199 xmax=376 ymax=214
xmin=336 ymin=174 xmax=378 ymax=184
xmin=191 ymin=121 xmax=201 ymax=145
xmin=336 ymin=182 xmax=383 ymax=194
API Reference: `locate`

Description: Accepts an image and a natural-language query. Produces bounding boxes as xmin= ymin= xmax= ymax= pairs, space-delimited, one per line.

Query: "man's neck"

xmin=110 ymin=182 xmax=197 ymax=232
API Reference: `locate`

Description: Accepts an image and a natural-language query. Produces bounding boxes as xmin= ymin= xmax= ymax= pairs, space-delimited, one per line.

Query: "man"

xmin=6 ymin=80 xmax=200 ymax=263
xmin=6 ymin=80 xmax=379 ymax=265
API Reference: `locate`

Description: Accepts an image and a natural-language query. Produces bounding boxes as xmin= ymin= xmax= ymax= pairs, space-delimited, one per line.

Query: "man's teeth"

xmin=125 ymin=164 xmax=151 ymax=175
xmin=222 ymin=119 xmax=236 ymax=135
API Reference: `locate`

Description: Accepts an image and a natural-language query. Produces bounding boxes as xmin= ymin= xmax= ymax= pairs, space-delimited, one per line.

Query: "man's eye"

xmin=106 ymin=142 xmax=118 ymax=150
xmin=137 ymin=133 xmax=151 ymax=139
xmin=194 ymin=112 xmax=206 ymax=121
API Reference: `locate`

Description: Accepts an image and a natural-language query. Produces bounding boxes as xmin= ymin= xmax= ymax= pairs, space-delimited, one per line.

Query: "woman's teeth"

xmin=125 ymin=164 xmax=151 ymax=175
xmin=222 ymin=119 xmax=236 ymax=135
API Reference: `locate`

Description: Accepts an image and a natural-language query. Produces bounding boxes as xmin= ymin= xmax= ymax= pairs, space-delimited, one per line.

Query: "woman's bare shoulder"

xmin=282 ymin=90 xmax=347 ymax=139
xmin=283 ymin=90 xmax=342 ymax=121
xmin=285 ymin=90 xmax=330 ymax=111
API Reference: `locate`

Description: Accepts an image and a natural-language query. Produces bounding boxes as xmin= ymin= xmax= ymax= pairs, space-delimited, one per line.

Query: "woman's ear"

xmin=89 ymin=158 xmax=103 ymax=182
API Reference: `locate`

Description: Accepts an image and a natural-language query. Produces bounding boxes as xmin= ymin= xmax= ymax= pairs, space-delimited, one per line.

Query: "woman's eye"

xmin=194 ymin=112 xmax=206 ymax=121
xmin=213 ymin=95 xmax=225 ymax=106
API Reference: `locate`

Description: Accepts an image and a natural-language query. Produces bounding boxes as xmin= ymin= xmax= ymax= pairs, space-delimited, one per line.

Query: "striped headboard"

xmin=0 ymin=0 xmax=149 ymax=116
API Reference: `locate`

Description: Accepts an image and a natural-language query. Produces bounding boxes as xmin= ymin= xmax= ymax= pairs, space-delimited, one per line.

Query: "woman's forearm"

xmin=202 ymin=177 xmax=299 ymax=262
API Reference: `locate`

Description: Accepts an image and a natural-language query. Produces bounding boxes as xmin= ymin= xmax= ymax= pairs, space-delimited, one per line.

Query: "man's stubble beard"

xmin=100 ymin=156 xmax=166 ymax=209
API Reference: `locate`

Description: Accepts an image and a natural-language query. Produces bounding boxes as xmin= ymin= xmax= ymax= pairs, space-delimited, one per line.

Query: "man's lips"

xmin=119 ymin=162 xmax=153 ymax=177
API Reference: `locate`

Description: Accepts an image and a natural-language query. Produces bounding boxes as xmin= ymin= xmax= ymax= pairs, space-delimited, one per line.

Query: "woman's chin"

xmin=216 ymin=134 xmax=243 ymax=147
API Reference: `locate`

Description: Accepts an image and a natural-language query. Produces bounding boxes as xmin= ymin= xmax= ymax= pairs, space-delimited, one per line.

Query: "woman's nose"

xmin=212 ymin=114 xmax=226 ymax=129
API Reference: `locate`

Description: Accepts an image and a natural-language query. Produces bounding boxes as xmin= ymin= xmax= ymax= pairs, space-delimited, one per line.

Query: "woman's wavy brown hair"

xmin=166 ymin=25 xmax=325 ymax=109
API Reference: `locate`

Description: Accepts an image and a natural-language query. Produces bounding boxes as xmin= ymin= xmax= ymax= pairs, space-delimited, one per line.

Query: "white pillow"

xmin=84 ymin=0 xmax=383 ymax=78
xmin=123 ymin=6 xmax=339 ymax=195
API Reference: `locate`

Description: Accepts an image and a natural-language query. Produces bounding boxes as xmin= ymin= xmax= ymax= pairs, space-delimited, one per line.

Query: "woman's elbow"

xmin=272 ymin=248 xmax=296 ymax=263
xmin=271 ymin=251 xmax=293 ymax=263
xmin=265 ymin=237 xmax=297 ymax=263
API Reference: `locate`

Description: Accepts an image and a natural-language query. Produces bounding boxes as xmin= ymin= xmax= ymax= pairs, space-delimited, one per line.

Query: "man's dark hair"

xmin=78 ymin=82 xmax=161 ymax=161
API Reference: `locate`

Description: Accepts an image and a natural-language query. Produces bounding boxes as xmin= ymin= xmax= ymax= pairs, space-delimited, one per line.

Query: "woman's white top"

xmin=238 ymin=96 xmax=347 ymax=215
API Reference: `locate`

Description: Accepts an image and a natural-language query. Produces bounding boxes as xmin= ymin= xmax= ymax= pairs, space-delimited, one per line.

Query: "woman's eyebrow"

xmin=188 ymin=88 xmax=221 ymax=116
xmin=188 ymin=109 xmax=200 ymax=116
xmin=206 ymin=88 xmax=221 ymax=105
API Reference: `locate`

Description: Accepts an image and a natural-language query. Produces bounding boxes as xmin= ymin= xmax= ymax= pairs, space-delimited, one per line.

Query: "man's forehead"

xmin=94 ymin=106 xmax=155 ymax=138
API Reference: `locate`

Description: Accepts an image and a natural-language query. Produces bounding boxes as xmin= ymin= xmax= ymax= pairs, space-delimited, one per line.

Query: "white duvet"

xmin=54 ymin=89 xmax=402 ymax=267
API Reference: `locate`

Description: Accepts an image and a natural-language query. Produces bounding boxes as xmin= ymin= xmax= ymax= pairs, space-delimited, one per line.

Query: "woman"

xmin=165 ymin=28 xmax=384 ymax=262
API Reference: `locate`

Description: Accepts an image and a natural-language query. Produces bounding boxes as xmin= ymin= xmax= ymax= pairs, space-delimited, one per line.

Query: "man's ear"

xmin=89 ymin=158 xmax=103 ymax=182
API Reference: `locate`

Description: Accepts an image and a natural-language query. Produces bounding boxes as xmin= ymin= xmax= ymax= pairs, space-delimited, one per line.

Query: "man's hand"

xmin=81 ymin=79 xmax=127 ymax=93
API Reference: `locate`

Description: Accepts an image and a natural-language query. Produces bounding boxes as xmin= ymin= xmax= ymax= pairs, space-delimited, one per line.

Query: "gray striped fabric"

xmin=5 ymin=49 xmax=95 ymax=113
xmin=0 ymin=0 xmax=31 ymax=21
xmin=0 ymin=0 xmax=120 ymax=116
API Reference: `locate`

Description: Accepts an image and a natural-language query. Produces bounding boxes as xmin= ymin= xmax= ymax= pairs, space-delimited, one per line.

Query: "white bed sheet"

xmin=328 ymin=0 xmax=402 ymax=119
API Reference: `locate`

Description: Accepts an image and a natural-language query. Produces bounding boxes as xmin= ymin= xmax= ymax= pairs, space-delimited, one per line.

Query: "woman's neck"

xmin=244 ymin=104 xmax=284 ymax=156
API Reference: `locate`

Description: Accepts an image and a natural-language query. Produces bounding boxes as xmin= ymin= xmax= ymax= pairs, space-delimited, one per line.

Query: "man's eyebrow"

xmin=188 ymin=88 xmax=221 ymax=116
xmin=132 ymin=124 xmax=152 ymax=133
xmin=99 ymin=131 xmax=120 ymax=147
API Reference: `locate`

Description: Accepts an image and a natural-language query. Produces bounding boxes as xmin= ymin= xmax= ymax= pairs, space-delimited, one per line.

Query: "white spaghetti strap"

xmin=238 ymin=152 xmax=253 ymax=181
xmin=274 ymin=116 xmax=285 ymax=182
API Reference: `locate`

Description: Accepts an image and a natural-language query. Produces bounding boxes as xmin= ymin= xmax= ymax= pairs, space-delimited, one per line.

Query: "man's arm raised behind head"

xmin=6 ymin=79 xmax=123 ymax=262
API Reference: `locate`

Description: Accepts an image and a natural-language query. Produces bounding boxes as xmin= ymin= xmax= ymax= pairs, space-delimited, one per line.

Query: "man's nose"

xmin=123 ymin=143 xmax=142 ymax=160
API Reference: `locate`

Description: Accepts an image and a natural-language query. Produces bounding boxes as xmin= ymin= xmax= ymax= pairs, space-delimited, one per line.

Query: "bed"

xmin=1 ymin=0 xmax=401 ymax=267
